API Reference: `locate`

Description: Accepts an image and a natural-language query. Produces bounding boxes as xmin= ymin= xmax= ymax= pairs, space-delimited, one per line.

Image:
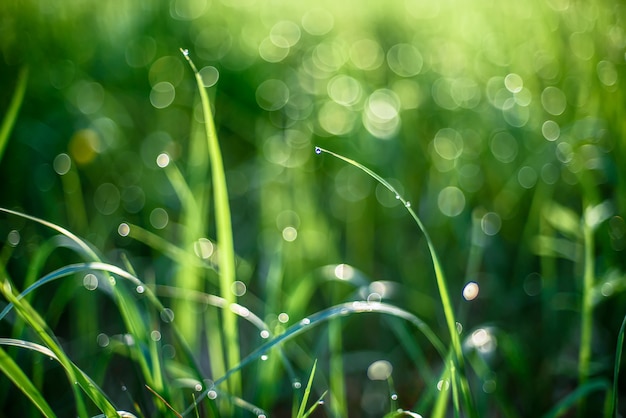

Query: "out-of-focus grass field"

xmin=1 ymin=0 xmax=626 ymax=416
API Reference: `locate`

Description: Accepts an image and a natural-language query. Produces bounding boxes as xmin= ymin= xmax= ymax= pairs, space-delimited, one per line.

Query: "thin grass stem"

xmin=181 ymin=48 xmax=241 ymax=396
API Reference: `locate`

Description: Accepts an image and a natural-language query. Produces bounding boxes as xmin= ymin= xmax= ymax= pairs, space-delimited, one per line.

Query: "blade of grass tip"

xmin=296 ymin=359 xmax=317 ymax=418
xmin=0 ymin=66 xmax=28 ymax=164
xmin=0 ymin=207 xmax=99 ymax=261
xmin=314 ymin=146 xmax=475 ymax=415
xmin=302 ymin=390 xmax=327 ymax=418
xmin=0 ymin=344 xmax=57 ymax=417
xmin=180 ymin=48 xmax=240 ymax=394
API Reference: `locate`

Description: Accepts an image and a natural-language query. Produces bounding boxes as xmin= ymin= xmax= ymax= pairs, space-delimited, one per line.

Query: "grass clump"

xmin=1 ymin=0 xmax=626 ymax=417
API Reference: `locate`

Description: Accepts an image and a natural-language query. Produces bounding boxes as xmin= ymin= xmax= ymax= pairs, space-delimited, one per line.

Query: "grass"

xmin=1 ymin=0 xmax=626 ymax=416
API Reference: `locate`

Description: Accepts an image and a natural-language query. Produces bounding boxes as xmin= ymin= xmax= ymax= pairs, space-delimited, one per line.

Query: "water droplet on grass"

xmin=195 ymin=383 xmax=203 ymax=391
xmin=292 ymin=380 xmax=302 ymax=389
xmin=405 ymin=201 xmax=411 ymax=208
xmin=261 ymin=354 xmax=268 ymax=361
xmin=181 ymin=48 xmax=189 ymax=57
xmin=260 ymin=330 xmax=270 ymax=339
xmin=437 ymin=379 xmax=450 ymax=391
xmin=300 ymin=318 xmax=311 ymax=325
xmin=83 ymin=273 xmax=98 ymax=291
xmin=314 ymin=146 xmax=322 ymax=154
xmin=391 ymin=393 xmax=398 ymax=401
xmin=160 ymin=308 xmax=175 ymax=323
xmin=118 ymin=223 xmax=130 ymax=236
xmin=136 ymin=285 xmax=145 ymax=294
xmin=207 ymin=390 xmax=217 ymax=399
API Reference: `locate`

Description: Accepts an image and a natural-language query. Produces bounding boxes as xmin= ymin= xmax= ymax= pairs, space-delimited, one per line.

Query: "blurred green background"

xmin=1 ymin=0 xmax=626 ymax=416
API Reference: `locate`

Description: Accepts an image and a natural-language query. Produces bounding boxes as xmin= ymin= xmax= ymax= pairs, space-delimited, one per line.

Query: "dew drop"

xmin=395 ymin=194 xmax=400 ymax=199
xmin=195 ymin=383 xmax=203 ymax=392
xmin=136 ymin=285 xmax=145 ymax=294
xmin=292 ymin=380 xmax=302 ymax=389
xmin=258 ymin=414 xmax=267 ymax=418
xmin=118 ymin=223 xmax=130 ymax=237
xmin=314 ymin=146 xmax=322 ymax=155
xmin=391 ymin=393 xmax=398 ymax=401
xmin=182 ymin=48 xmax=189 ymax=57
xmin=437 ymin=379 xmax=450 ymax=391
xmin=83 ymin=273 xmax=98 ymax=291
xmin=156 ymin=153 xmax=170 ymax=168
xmin=207 ymin=390 xmax=217 ymax=399
xmin=160 ymin=308 xmax=175 ymax=323
xmin=405 ymin=201 xmax=411 ymax=208
xmin=121 ymin=385 xmax=127 ymax=391
xmin=260 ymin=330 xmax=270 ymax=339
xmin=318 ymin=400 xmax=324 ymax=405
xmin=278 ymin=312 xmax=290 ymax=323
xmin=300 ymin=318 xmax=311 ymax=325
xmin=97 ymin=333 xmax=110 ymax=347
xmin=261 ymin=354 xmax=269 ymax=361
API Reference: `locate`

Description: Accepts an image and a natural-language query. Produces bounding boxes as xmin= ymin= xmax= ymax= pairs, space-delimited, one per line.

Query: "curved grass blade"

xmin=181 ymin=300 xmax=444 ymax=416
xmin=0 ymin=207 xmax=99 ymax=261
xmin=0 ymin=66 xmax=28 ymax=164
xmin=314 ymin=146 xmax=475 ymax=415
xmin=0 ymin=274 xmax=119 ymax=417
xmin=181 ymin=48 xmax=240 ymax=395
xmin=541 ymin=379 xmax=609 ymax=418
xmin=0 ymin=344 xmax=56 ymax=417
xmin=0 ymin=262 xmax=166 ymax=322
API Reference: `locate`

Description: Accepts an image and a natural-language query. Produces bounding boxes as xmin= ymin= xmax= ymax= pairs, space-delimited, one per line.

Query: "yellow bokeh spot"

xmin=69 ymin=129 xmax=100 ymax=165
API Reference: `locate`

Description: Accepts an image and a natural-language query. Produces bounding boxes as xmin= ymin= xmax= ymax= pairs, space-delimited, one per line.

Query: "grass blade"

xmin=611 ymin=314 xmax=626 ymax=417
xmin=180 ymin=49 xmax=241 ymax=395
xmin=542 ymin=379 xmax=609 ymax=418
xmin=296 ymin=359 xmax=317 ymax=418
xmin=0 ymin=344 xmax=56 ymax=417
xmin=181 ymin=300 xmax=445 ymax=416
xmin=0 ymin=66 xmax=28 ymax=164
xmin=315 ymin=146 xmax=475 ymax=416
xmin=0 ymin=271 xmax=119 ymax=416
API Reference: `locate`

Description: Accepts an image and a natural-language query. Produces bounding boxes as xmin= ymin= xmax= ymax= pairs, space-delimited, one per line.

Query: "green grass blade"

xmin=542 ymin=379 xmax=609 ymax=418
xmin=0 ymin=207 xmax=99 ymax=261
xmin=296 ymin=359 xmax=317 ymax=418
xmin=611 ymin=314 xmax=626 ymax=417
xmin=302 ymin=390 xmax=327 ymax=418
xmin=315 ymin=146 xmax=475 ymax=416
xmin=181 ymin=49 xmax=240 ymax=394
xmin=0 ymin=272 xmax=119 ymax=417
xmin=0 ymin=66 xmax=28 ymax=164
xmin=181 ymin=300 xmax=445 ymax=416
xmin=0 ymin=344 xmax=56 ymax=417
xmin=578 ymin=219 xmax=595 ymax=411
